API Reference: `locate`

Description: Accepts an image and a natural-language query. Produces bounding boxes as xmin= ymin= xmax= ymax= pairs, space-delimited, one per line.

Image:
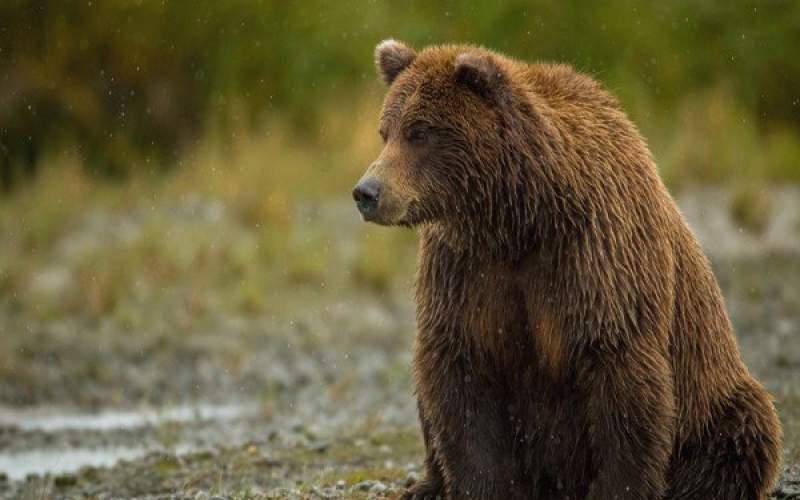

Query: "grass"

xmin=351 ymin=226 xmax=418 ymax=293
xmin=646 ymin=84 xmax=800 ymax=188
xmin=0 ymin=98 xmax=418 ymax=326
xmin=729 ymin=183 xmax=772 ymax=235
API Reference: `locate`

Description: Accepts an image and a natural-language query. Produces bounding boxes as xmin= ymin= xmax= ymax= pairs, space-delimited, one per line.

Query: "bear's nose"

xmin=352 ymin=179 xmax=381 ymax=217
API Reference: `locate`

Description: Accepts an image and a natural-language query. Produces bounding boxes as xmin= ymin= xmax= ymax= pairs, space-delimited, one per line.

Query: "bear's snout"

xmin=352 ymin=178 xmax=381 ymax=218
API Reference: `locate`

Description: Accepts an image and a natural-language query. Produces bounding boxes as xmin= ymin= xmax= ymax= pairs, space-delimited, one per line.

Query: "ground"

xmin=0 ymin=188 xmax=798 ymax=500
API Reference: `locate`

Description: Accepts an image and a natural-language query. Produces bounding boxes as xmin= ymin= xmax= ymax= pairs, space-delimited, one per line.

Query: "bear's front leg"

xmin=401 ymin=402 xmax=445 ymax=499
xmin=415 ymin=350 xmax=525 ymax=499
xmin=582 ymin=339 xmax=675 ymax=500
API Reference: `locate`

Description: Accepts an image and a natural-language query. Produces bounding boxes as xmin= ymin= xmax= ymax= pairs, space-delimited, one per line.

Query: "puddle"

xmin=0 ymin=403 xmax=255 ymax=481
xmin=0 ymin=443 xmax=200 ymax=481
xmin=0 ymin=402 xmax=255 ymax=432
xmin=0 ymin=447 xmax=147 ymax=480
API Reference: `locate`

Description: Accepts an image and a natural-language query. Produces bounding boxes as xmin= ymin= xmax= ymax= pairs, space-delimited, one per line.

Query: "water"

xmin=0 ymin=402 xmax=253 ymax=432
xmin=0 ymin=403 xmax=254 ymax=480
xmin=0 ymin=447 xmax=148 ymax=480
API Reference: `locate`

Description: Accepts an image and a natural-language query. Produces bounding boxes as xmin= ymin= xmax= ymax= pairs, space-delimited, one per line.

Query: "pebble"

xmin=355 ymin=480 xmax=375 ymax=491
xmin=774 ymin=484 xmax=800 ymax=499
xmin=310 ymin=441 xmax=330 ymax=453
xmin=370 ymin=481 xmax=388 ymax=493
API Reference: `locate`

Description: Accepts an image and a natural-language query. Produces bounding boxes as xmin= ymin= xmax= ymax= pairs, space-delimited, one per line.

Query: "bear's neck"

xmin=421 ymin=217 xmax=540 ymax=265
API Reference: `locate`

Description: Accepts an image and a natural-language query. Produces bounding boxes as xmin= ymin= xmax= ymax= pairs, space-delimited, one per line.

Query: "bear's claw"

xmin=400 ymin=478 xmax=445 ymax=500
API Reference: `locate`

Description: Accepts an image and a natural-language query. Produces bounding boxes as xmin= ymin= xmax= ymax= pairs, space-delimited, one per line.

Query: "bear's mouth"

xmin=386 ymin=200 xmax=424 ymax=227
xmin=359 ymin=196 xmax=420 ymax=227
xmin=396 ymin=200 xmax=423 ymax=226
xmin=364 ymin=208 xmax=412 ymax=227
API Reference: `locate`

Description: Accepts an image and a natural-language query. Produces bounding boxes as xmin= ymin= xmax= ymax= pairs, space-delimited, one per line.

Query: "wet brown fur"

xmin=358 ymin=41 xmax=782 ymax=500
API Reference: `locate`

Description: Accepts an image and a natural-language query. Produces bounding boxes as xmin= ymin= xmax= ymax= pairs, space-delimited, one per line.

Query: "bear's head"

xmin=353 ymin=40 xmax=533 ymax=241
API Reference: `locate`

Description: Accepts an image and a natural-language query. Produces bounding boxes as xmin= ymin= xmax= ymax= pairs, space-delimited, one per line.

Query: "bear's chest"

xmin=415 ymin=252 xmax=593 ymax=475
xmin=417 ymin=257 xmax=526 ymax=346
xmin=415 ymin=247 xmax=594 ymax=483
xmin=420 ymin=241 xmax=572 ymax=355
xmin=416 ymin=251 xmax=566 ymax=377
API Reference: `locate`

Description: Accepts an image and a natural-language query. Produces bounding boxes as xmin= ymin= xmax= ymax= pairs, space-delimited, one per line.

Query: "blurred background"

xmin=0 ymin=2 xmax=798 ymax=498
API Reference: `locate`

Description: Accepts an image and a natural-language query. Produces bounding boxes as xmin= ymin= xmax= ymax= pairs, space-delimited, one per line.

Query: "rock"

xmin=370 ymin=481 xmax=388 ymax=493
xmin=404 ymin=471 xmax=418 ymax=487
xmin=308 ymin=485 xmax=338 ymax=498
xmin=773 ymin=485 xmax=800 ymax=499
xmin=773 ymin=469 xmax=800 ymax=499
xmin=355 ymin=480 xmax=375 ymax=491
xmin=310 ymin=441 xmax=329 ymax=453
xmin=773 ymin=487 xmax=800 ymax=499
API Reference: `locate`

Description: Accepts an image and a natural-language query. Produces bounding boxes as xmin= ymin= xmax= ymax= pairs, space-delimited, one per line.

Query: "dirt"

xmin=0 ymin=190 xmax=798 ymax=499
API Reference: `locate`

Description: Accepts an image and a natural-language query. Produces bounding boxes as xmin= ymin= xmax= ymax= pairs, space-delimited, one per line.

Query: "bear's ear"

xmin=375 ymin=39 xmax=416 ymax=86
xmin=454 ymin=52 xmax=508 ymax=102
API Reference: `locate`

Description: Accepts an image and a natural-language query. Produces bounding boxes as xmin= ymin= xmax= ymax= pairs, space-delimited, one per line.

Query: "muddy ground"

xmin=1 ymin=189 xmax=799 ymax=499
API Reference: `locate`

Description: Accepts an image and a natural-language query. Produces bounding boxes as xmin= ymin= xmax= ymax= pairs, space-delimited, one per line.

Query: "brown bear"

xmin=352 ymin=40 xmax=782 ymax=500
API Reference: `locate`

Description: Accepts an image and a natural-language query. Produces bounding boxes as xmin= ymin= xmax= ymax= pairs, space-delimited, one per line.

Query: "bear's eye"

xmin=405 ymin=127 xmax=428 ymax=145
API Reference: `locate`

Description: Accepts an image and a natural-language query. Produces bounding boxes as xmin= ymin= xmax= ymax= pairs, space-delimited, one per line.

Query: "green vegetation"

xmin=1 ymin=1 xmax=799 ymax=185
xmin=730 ymin=183 xmax=772 ymax=235
xmin=0 ymin=1 xmax=797 ymax=328
xmin=0 ymin=105 xmax=416 ymax=324
xmin=0 ymin=1 xmax=797 ymax=322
